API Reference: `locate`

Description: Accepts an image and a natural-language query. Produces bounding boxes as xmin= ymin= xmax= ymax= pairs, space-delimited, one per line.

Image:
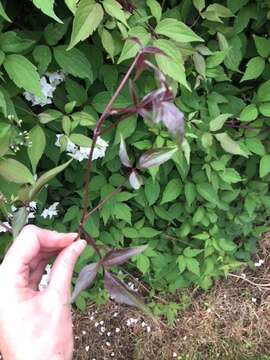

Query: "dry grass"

xmin=73 ymin=234 xmax=270 ymax=360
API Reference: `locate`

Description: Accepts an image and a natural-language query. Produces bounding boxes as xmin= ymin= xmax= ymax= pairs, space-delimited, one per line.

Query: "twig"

xmin=79 ymin=52 xmax=141 ymax=234
xmin=228 ymin=273 xmax=270 ymax=289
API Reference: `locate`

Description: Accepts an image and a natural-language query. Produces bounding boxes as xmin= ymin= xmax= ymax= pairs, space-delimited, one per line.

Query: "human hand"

xmin=0 ymin=225 xmax=86 ymax=360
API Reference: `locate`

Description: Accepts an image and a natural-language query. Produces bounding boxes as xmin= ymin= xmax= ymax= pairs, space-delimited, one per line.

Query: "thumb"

xmin=47 ymin=240 xmax=87 ymax=302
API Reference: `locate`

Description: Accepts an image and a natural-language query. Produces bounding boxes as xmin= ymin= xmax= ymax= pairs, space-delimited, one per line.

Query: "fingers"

xmin=3 ymin=225 xmax=78 ymax=284
xmin=47 ymin=240 xmax=86 ymax=302
xmin=28 ymin=259 xmax=48 ymax=291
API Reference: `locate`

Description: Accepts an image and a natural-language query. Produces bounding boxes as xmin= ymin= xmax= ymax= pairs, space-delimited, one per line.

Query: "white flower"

xmin=38 ymin=264 xmax=51 ymax=291
xmin=254 ymin=259 xmax=264 ymax=267
xmin=146 ymin=326 xmax=151 ymax=333
xmin=252 ymin=297 xmax=257 ymax=303
xmin=0 ymin=222 xmax=10 ymax=233
xmin=41 ymin=202 xmax=59 ymax=219
xmin=29 ymin=201 xmax=37 ymax=210
xmin=55 ymin=134 xmax=108 ymax=162
xmin=115 ymin=328 xmax=120 ymax=333
xmin=173 ymin=352 xmax=178 ymax=358
xmin=23 ymin=71 xmax=65 ymax=107
xmin=85 ymin=346 xmax=90 ymax=352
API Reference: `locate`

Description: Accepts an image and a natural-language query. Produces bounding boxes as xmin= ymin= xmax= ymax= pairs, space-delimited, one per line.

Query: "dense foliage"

xmin=0 ymin=0 xmax=270 ymax=309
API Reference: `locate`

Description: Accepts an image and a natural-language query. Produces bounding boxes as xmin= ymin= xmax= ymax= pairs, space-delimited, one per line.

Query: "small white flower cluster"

xmin=41 ymin=202 xmax=59 ymax=219
xmin=126 ymin=318 xmax=151 ymax=333
xmin=127 ymin=281 xmax=139 ymax=292
xmin=254 ymin=259 xmax=264 ymax=267
xmin=23 ymin=71 xmax=65 ymax=106
xmin=0 ymin=202 xmax=37 ymax=233
xmin=126 ymin=317 xmax=138 ymax=326
xmin=55 ymin=135 xmax=109 ymax=162
xmin=38 ymin=264 xmax=52 ymax=291
xmin=251 ymin=297 xmax=257 ymax=303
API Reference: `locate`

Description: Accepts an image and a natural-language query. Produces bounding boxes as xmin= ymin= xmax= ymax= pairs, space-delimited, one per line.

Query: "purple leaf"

xmin=104 ymin=271 xmax=152 ymax=316
xmin=138 ymin=147 xmax=178 ymax=169
xmin=141 ymin=46 xmax=166 ymax=55
xmin=160 ymin=102 xmax=185 ymax=143
xmin=119 ymin=135 xmax=133 ymax=168
xmin=70 ymin=263 xmax=98 ymax=303
xmin=103 ymin=245 xmax=147 ymax=267
xmin=129 ymin=170 xmax=143 ymax=190
xmin=129 ymin=79 xmax=138 ymax=106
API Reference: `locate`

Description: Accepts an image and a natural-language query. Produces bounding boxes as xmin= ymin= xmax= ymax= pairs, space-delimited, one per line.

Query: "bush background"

xmin=0 ymin=0 xmax=270 ymax=308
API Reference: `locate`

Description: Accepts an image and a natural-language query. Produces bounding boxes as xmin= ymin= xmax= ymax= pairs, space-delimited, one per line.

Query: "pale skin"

xmin=0 ymin=225 xmax=87 ymax=360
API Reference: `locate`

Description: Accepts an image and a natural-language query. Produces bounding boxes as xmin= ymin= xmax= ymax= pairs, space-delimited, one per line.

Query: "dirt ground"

xmin=73 ymin=235 xmax=270 ymax=360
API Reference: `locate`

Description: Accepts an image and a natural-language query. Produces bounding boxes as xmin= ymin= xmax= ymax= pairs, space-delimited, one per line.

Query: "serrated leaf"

xmin=183 ymin=247 xmax=203 ymax=258
xmin=177 ymin=255 xmax=186 ymax=273
xmin=54 ymin=46 xmax=93 ymax=81
xmin=38 ymin=109 xmax=62 ymax=124
xmin=259 ymin=103 xmax=270 ymax=117
xmin=193 ymin=0 xmax=205 ymax=12
xmin=33 ymin=45 xmax=52 ymax=74
xmin=65 ymin=0 xmax=77 ymax=13
xmin=0 ymin=158 xmax=34 ymax=184
xmin=33 ymin=0 xmax=62 ymax=23
xmin=196 ymin=182 xmax=220 ymax=206
xmin=68 ymin=0 xmax=104 ymax=49
xmin=138 ymin=147 xmax=177 ymax=169
xmin=215 ymin=133 xmax=248 ymax=157
xmin=27 ymin=126 xmax=46 ymax=174
xmin=4 ymin=54 xmax=43 ymax=98
xmin=253 ymin=35 xmax=270 ymax=58
xmin=0 ymin=32 xmax=35 ymax=53
xmin=102 ymin=0 xmax=128 ymax=27
xmin=210 ymin=113 xmax=232 ymax=131
xmin=259 ymin=155 xmax=270 ymax=178
xmin=113 ymin=203 xmax=131 ymax=223
xmin=240 ymin=57 xmax=265 ymax=82
xmin=145 ymin=178 xmax=160 ymax=206
xmin=101 ymin=28 xmax=115 ymax=59
xmin=29 ymin=159 xmax=72 ymax=200
xmin=161 ymin=178 xmax=182 ymax=204
xmin=186 ymin=257 xmax=200 ymax=276
xmin=71 ymin=263 xmax=98 ymax=303
xmin=184 ymin=182 xmax=196 ymax=206
xmin=218 ymin=238 xmax=236 ymax=252
xmin=257 ymin=80 xmax=270 ymax=102
xmin=103 ymin=246 xmax=147 ymax=267
xmin=245 ymin=138 xmax=265 ymax=156
xmin=69 ymin=133 xmax=92 ymax=147
xmin=155 ymin=18 xmax=203 ymax=43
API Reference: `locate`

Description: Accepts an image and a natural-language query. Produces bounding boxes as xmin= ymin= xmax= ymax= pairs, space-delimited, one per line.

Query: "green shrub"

xmin=0 ymin=0 xmax=269 ymax=305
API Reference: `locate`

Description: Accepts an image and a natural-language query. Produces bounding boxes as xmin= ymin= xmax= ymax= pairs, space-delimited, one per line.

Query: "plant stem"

xmin=79 ymin=52 xmax=141 ymax=237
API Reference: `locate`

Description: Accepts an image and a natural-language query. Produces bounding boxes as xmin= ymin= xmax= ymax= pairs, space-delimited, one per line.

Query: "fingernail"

xmin=75 ymin=239 xmax=87 ymax=252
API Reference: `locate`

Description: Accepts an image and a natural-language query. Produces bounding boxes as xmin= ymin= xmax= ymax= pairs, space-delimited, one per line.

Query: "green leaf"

xmin=118 ymin=26 xmax=150 ymax=63
xmin=240 ymin=57 xmax=265 ymax=82
xmin=138 ymin=227 xmax=160 ymax=238
xmin=27 ymin=126 xmax=46 ymax=174
xmin=146 ymin=0 xmax=162 ymax=22
xmin=161 ymin=178 xmax=182 ymax=204
xmin=12 ymin=207 xmax=28 ymax=239
xmin=239 ymin=104 xmax=258 ymax=122
xmin=68 ymin=0 xmax=104 ymax=49
xmin=245 ymin=138 xmax=265 ymax=156
xmin=196 ymin=182 xmax=220 ymax=207
xmin=193 ymin=0 xmax=205 ymax=12
xmin=219 ymin=168 xmax=242 ymax=183
xmin=102 ymin=0 xmax=128 ymax=27
xmin=65 ymin=0 xmax=77 ymax=13
xmin=259 ymin=102 xmax=270 ymax=117
xmin=71 ymin=112 xmax=96 ymax=127
xmin=253 ymin=35 xmax=270 ymax=58
xmin=0 ymin=1 xmax=11 ymax=22
xmin=4 ymin=54 xmax=43 ymax=98
xmin=257 ymin=80 xmax=270 ymax=102
xmin=0 ymin=123 xmax=10 ymax=157
xmin=184 ymin=182 xmax=196 ymax=206
xmin=54 ymin=46 xmax=93 ymax=81
xmin=202 ymin=3 xmax=234 ymax=22
xmin=193 ymin=52 xmax=206 ymax=78
xmin=153 ymin=39 xmax=190 ymax=90
xmin=38 ymin=109 xmax=62 ymax=124
xmin=44 ymin=19 xmax=70 ymax=46
xmin=259 ymin=155 xmax=270 ymax=178
xmin=63 ymin=205 xmax=80 ymax=223
xmin=136 ymin=254 xmax=150 ymax=274
xmin=186 ymin=257 xmax=200 ymax=276
xmin=33 ymin=0 xmax=62 ymax=23
xmin=113 ymin=203 xmax=131 ymax=224
xmin=177 ymin=255 xmax=186 ymax=273
xmin=69 ymin=133 xmax=92 ymax=147
xmin=145 ymin=178 xmax=160 ymax=206
xmin=183 ymin=247 xmax=203 ymax=258
xmin=33 ymin=45 xmax=52 ymax=74
xmin=101 ymin=28 xmax=115 ymax=59
xmin=29 ymin=159 xmax=72 ymax=200
xmin=155 ymin=18 xmax=203 ymax=43
xmin=0 ymin=158 xmax=34 ymax=184
xmin=209 ymin=113 xmax=232 ymax=131
xmin=215 ymin=133 xmax=248 ymax=157
xmin=218 ymin=238 xmax=236 ymax=252
xmin=0 ymin=32 xmax=35 ymax=53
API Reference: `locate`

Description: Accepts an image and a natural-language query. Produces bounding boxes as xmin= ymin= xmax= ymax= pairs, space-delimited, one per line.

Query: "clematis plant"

xmin=0 ymin=44 xmax=185 ymax=311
